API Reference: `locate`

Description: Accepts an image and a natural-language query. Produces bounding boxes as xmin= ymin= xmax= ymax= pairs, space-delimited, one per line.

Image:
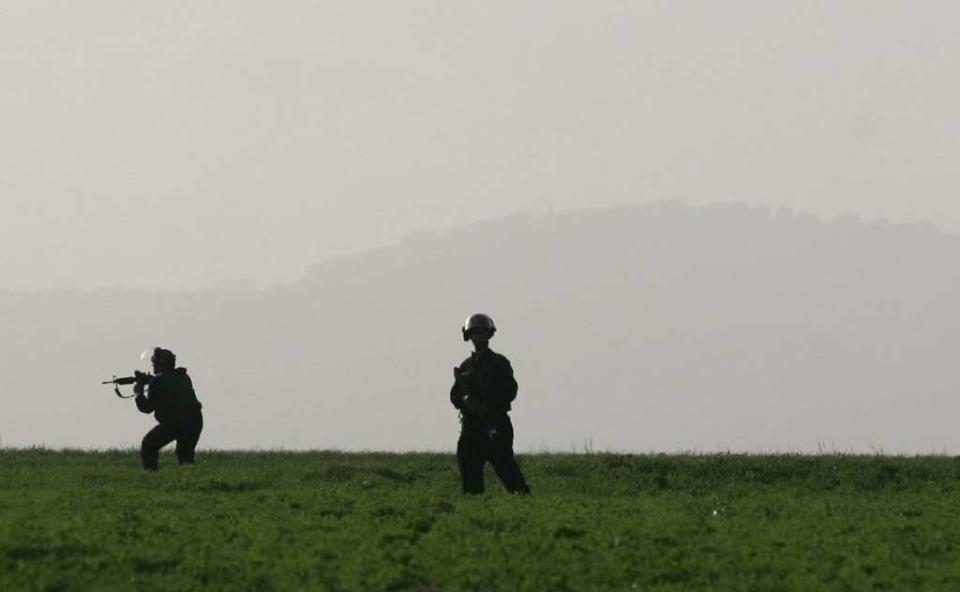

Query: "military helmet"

xmin=143 ymin=347 xmax=176 ymax=369
xmin=462 ymin=313 xmax=497 ymax=341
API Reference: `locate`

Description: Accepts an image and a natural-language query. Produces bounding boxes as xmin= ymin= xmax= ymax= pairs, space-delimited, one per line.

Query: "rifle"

xmin=453 ymin=367 xmax=499 ymax=440
xmin=101 ymin=371 xmax=153 ymax=399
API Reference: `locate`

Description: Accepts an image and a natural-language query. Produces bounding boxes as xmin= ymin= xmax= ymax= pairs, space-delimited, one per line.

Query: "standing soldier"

xmin=134 ymin=347 xmax=204 ymax=471
xmin=450 ymin=314 xmax=530 ymax=495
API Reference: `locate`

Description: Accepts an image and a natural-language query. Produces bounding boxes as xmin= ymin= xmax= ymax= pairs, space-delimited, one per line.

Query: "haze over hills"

xmin=3 ymin=2 xmax=959 ymax=290
xmin=3 ymin=202 xmax=959 ymax=453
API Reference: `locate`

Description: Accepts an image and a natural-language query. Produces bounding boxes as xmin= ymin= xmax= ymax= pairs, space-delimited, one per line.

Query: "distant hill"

xmin=3 ymin=203 xmax=960 ymax=452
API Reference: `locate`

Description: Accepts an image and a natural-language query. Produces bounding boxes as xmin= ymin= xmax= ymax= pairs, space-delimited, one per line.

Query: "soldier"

xmin=450 ymin=314 xmax=530 ymax=495
xmin=134 ymin=347 xmax=204 ymax=471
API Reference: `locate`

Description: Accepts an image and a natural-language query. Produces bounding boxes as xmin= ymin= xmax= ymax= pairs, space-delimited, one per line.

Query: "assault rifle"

xmin=101 ymin=371 xmax=153 ymax=399
xmin=453 ymin=367 xmax=499 ymax=441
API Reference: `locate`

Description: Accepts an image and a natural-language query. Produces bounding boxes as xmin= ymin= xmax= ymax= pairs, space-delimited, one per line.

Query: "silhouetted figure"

xmin=450 ymin=314 xmax=530 ymax=495
xmin=135 ymin=348 xmax=204 ymax=470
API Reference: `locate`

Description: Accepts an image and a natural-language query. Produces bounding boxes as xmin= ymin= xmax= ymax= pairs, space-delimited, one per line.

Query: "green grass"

xmin=2 ymin=450 xmax=960 ymax=591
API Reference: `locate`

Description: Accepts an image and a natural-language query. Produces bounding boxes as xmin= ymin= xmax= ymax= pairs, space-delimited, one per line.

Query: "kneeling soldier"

xmin=450 ymin=314 xmax=530 ymax=495
xmin=135 ymin=347 xmax=204 ymax=470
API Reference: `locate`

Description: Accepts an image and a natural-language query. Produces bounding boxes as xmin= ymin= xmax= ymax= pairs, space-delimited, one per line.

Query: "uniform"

xmin=136 ymin=367 xmax=204 ymax=470
xmin=450 ymin=349 xmax=530 ymax=494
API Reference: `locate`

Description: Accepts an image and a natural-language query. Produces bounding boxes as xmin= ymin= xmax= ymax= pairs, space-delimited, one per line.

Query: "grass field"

xmin=1 ymin=450 xmax=959 ymax=591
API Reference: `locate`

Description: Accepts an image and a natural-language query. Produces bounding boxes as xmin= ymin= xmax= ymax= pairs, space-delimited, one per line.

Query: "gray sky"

xmin=2 ymin=1 xmax=958 ymax=290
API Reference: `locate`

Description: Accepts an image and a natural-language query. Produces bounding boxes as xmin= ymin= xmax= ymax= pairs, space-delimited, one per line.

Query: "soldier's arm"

xmin=504 ymin=359 xmax=518 ymax=402
xmin=492 ymin=357 xmax=519 ymax=405
xmin=134 ymin=395 xmax=153 ymax=413
xmin=135 ymin=377 xmax=166 ymax=414
xmin=134 ymin=385 xmax=154 ymax=413
xmin=450 ymin=369 xmax=467 ymax=410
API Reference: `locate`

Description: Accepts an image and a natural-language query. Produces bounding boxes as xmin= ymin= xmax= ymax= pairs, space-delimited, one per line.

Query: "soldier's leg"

xmin=491 ymin=444 xmax=530 ymax=494
xmin=175 ymin=410 xmax=204 ymax=465
xmin=457 ymin=429 xmax=485 ymax=494
xmin=141 ymin=424 xmax=177 ymax=471
xmin=489 ymin=419 xmax=531 ymax=495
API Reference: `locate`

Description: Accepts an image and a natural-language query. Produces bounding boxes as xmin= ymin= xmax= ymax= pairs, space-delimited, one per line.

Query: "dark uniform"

xmin=136 ymin=368 xmax=204 ymax=470
xmin=450 ymin=349 xmax=530 ymax=494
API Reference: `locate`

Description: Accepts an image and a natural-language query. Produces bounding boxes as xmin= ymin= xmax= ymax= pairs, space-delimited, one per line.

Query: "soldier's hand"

xmin=133 ymin=382 xmax=145 ymax=395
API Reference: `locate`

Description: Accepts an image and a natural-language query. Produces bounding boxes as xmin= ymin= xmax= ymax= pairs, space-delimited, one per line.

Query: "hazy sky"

xmin=2 ymin=1 xmax=958 ymax=290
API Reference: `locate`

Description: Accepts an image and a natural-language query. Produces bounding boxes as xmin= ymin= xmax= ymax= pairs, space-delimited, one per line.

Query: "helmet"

xmin=141 ymin=347 xmax=176 ymax=370
xmin=462 ymin=313 xmax=496 ymax=341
